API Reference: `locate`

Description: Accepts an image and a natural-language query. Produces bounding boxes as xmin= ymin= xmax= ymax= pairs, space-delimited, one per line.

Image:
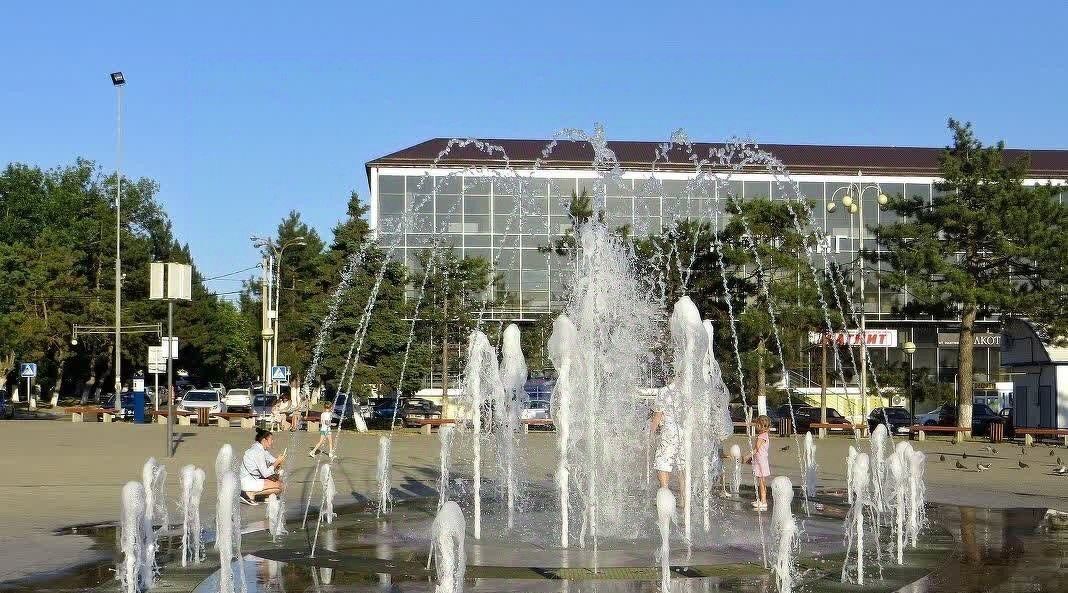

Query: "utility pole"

xmin=820 ymin=336 xmax=828 ymax=438
xmin=260 ymin=254 xmax=273 ymax=388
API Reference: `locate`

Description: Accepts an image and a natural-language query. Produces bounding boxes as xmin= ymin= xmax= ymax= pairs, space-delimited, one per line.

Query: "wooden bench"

xmin=810 ymin=422 xmax=867 ymax=439
xmin=152 ymin=410 xmax=196 ymax=426
xmin=415 ymin=418 xmax=456 ymax=435
xmin=1015 ymin=427 xmax=1068 ymax=447
xmin=66 ymin=406 xmax=115 ymax=423
xmin=521 ymin=418 xmax=554 ymax=433
xmin=909 ymin=424 xmax=971 ymax=442
xmin=210 ymin=412 xmax=257 ymax=429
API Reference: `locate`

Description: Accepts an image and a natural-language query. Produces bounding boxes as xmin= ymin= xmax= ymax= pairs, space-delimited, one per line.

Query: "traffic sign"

xmin=271 ymin=366 xmax=290 ymax=381
xmin=162 ymin=337 xmax=178 ymax=359
xmin=20 ymin=363 xmax=37 ymax=378
xmin=147 ymin=346 xmax=166 ymax=374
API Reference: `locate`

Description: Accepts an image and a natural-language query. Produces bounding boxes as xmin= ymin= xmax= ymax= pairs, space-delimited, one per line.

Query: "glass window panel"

xmin=521 ymin=194 xmax=548 ymax=216
xmin=435 ymin=175 xmax=461 ymax=195
xmin=497 ymin=235 xmax=520 ymax=249
xmin=438 ymin=235 xmax=461 ymax=249
xmin=523 ymin=217 xmax=549 ymax=235
xmin=522 ymin=252 xmax=549 ymax=270
xmin=463 ymin=215 xmax=490 ymax=233
xmin=496 ymin=249 xmax=521 ymax=269
xmin=522 ymin=235 xmax=548 ymax=248
xmin=379 ymin=194 xmax=404 ymax=214
xmin=523 ymin=291 xmax=550 ymax=309
xmin=408 ymin=214 xmax=433 ymax=232
xmin=771 ymin=181 xmax=791 ymax=200
xmin=465 ymin=247 xmax=492 ymax=262
xmin=408 ymin=234 xmax=433 ymax=247
xmin=387 ymin=248 xmax=404 ymax=264
xmin=662 ymin=180 xmax=688 ymax=198
xmin=493 ymin=215 xmax=519 ymax=234
xmin=606 ymin=197 xmax=632 ymax=217
xmin=635 ymin=197 xmax=660 ymax=217
xmin=906 ymin=183 xmax=931 ymax=204
xmin=528 ymin=179 xmax=549 ymax=197
xmin=577 ymin=178 xmax=598 ymax=197
xmin=551 ymin=216 xmax=572 ymax=235
xmin=465 ymin=235 xmax=491 ymax=247
xmin=878 ymin=182 xmax=904 ymax=225
xmin=743 ymin=180 xmax=770 ymax=199
xmin=436 ymin=215 xmax=464 ymax=233
xmin=607 ymin=178 xmax=633 ymax=196
xmin=379 ymin=175 xmax=404 ymax=194
xmin=634 ymin=217 xmax=662 ymax=236
xmin=464 ymin=195 xmax=490 ymax=215
xmin=493 ymin=195 xmax=518 ymax=215
xmin=825 ymin=182 xmax=852 ymax=237
xmin=720 ymin=179 xmax=743 ymax=200
xmin=663 ymin=197 xmax=686 ymax=220
xmin=464 ymin=177 xmax=491 ymax=195
xmin=550 ymin=178 xmax=576 ymax=198
xmin=435 ymin=194 xmax=461 ymax=214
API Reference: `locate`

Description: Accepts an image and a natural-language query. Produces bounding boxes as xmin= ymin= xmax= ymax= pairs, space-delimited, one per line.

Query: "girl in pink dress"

xmin=744 ymin=415 xmax=772 ymax=510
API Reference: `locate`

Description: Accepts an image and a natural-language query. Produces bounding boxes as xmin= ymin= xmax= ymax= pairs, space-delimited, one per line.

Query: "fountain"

xmin=843 ymin=452 xmax=872 ymax=584
xmin=729 ymin=444 xmax=742 ymax=498
xmin=216 ymin=470 xmax=246 ymax=593
xmin=771 ymin=476 xmax=798 ymax=593
xmin=139 ymin=457 xmax=167 ymax=589
xmin=498 ymin=322 xmax=528 ymax=530
xmin=431 ymin=501 xmax=466 ymax=593
xmin=888 ymin=452 xmax=906 ymax=564
xmin=870 ymin=424 xmax=889 ymax=513
xmin=803 ymin=432 xmax=818 ymax=500
xmin=376 ymin=436 xmax=393 ymax=516
xmin=179 ymin=465 xmax=205 ymax=567
xmin=438 ymin=424 xmax=455 ymax=509
xmin=908 ymin=450 xmax=927 ymax=547
xmin=215 ymin=444 xmax=234 ymax=492
xmin=267 ymin=495 xmax=287 ymax=541
xmin=119 ymin=481 xmax=145 ymax=593
xmin=547 ymin=314 xmax=578 ymax=547
xmin=458 ymin=329 xmax=503 ymax=539
xmin=656 ymin=487 xmax=676 ymax=593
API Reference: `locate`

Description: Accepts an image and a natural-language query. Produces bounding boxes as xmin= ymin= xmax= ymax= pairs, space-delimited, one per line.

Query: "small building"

xmin=1001 ymin=319 xmax=1068 ymax=428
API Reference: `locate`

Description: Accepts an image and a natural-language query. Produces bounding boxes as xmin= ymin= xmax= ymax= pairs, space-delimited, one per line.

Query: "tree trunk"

xmin=956 ymin=303 xmax=977 ymax=440
xmin=82 ymin=350 xmax=100 ymax=404
xmin=95 ymin=345 xmax=114 ymax=400
xmin=51 ymin=356 xmax=66 ymax=401
xmin=756 ymin=338 xmax=767 ymax=403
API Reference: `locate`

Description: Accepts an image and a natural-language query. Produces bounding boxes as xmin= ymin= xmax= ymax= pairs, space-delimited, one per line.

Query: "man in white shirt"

xmin=240 ymin=428 xmax=288 ymax=505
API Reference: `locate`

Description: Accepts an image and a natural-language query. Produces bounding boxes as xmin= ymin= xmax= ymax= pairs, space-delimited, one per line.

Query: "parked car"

xmin=0 ymin=389 xmax=13 ymax=420
xmin=777 ymin=405 xmax=852 ymax=433
xmin=179 ymin=389 xmax=227 ymax=415
xmin=916 ymin=407 xmax=943 ymax=426
xmin=369 ymin=398 xmax=441 ymax=428
xmin=521 ymin=398 xmax=552 ymax=421
xmin=868 ymin=407 xmax=914 ymax=435
xmin=252 ymin=393 xmax=278 ymax=420
xmin=224 ymin=388 xmax=253 ymax=411
xmin=209 ymin=382 xmax=226 ymax=396
xmin=934 ymin=403 xmax=1000 ymax=435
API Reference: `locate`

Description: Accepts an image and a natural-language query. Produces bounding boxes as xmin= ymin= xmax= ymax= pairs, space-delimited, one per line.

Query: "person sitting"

xmin=240 ymin=428 xmax=287 ymax=505
xmin=271 ymin=396 xmax=292 ymax=431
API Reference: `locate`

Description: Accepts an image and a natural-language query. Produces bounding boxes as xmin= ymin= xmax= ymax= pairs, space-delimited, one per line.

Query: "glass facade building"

xmin=367 ymin=139 xmax=1068 ymax=389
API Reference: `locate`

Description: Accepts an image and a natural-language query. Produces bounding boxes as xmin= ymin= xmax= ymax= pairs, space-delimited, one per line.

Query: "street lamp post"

xmin=252 ymin=235 xmax=306 ymax=393
xmin=110 ymin=72 xmax=126 ymax=398
xmin=903 ymin=340 xmax=917 ymax=440
xmin=827 ymin=171 xmax=888 ymax=425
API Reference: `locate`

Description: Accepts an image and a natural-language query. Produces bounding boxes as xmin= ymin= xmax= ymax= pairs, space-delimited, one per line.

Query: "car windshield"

xmin=184 ymin=391 xmax=218 ymax=402
xmin=826 ymin=409 xmax=845 ymax=419
xmin=974 ymin=404 xmax=996 ymax=416
xmin=229 ymin=389 xmax=250 ymax=395
xmin=878 ymin=409 xmax=910 ymax=418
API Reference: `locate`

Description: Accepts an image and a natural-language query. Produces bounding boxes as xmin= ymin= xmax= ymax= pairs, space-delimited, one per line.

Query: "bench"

xmin=210 ymin=412 xmax=257 ymax=429
xmin=415 ymin=418 xmax=456 ymax=435
xmin=152 ymin=410 xmax=196 ymax=426
xmin=1015 ymin=427 xmax=1068 ymax=447
xmin=810 ymin=423 xmax=867 ymax=439
xmin=522 ymin=418 xmax=554 ymax=433
xmin=66 ymin=406 xmax=114 ymax=423
xmin=909 ymin=425 xmax=971 ymax=442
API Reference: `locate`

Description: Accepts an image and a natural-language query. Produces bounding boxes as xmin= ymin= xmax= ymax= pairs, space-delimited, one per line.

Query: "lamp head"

xmin=70 ymin=337 xmax=78 ymax=346
xmin=878 ymin=193 xmax=889 ymax=205
xmin=841 ymin=194 xmax=854 ymax=208
xmin=826 ymin=202 xmax=837 ymax=213
xmin=110 ymin=72 xmax=126 ymax=86
xmin=849 ymin=203 xmax=859 ymax=214
xmin=903 ymin=341 xmax=916 ymax=355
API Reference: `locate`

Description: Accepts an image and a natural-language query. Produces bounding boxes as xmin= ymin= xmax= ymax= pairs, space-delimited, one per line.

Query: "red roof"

xmin=367 ymin=138 xmax=1068 ymax=178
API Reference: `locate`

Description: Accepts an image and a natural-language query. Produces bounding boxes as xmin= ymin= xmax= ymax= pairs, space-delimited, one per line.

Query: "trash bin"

xmin=197 ymin=408 xmax=209 ymax=426
xmin=778 ymin=418 xmax=793 ymax=437
xmin=989 ymin=419 xmax=1005 ymax=443
xmin=132 ymin=391 xmax=146 ymax=424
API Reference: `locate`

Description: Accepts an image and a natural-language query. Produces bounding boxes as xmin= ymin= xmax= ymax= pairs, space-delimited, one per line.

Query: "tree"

xmin=874 ymin=119 xmax=1068 ymax=435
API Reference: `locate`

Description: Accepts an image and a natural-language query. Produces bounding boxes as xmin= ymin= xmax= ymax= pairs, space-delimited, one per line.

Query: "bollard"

xmin=1025 ymin=434 xmax=1034 ymax=447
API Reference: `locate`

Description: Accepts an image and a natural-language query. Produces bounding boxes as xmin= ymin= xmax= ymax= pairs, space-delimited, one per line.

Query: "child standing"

xmin=744 ymin=415 xmax=772 ymax=510
xmin=309 ymin=401 xmax=335 ymax=459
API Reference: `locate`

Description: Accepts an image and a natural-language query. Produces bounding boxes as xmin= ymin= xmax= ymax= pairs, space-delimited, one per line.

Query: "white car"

xmin=224 ymin=388 xmax=253 ymax=411
xmin=179 ymin=390 xmax=227 ymax=414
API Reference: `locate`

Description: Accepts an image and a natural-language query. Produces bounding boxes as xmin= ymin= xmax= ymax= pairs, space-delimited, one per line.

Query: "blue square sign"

xmin=271 ymin=366 xmax=290 ymax=381
xmin=20 ymin=363 xmax=37 ymax=378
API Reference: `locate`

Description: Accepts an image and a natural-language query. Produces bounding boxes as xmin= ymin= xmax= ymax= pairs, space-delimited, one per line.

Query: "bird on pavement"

xmin=991 ymin=447 xmax=998 ymax=454
xmin=962 ymin=451 xmax=968 ymax=459
xmin=977 ymin=463 xmax=990 ymax=472
xmin=1019 ymin=460 xmax=1030 ymax=469
xmin=955 ymin=460 xmax=967 ymax=469
xmin=939 ymin=454 xmax=946 ymax=462
xmin=780 ymin=445 xmax=790 ymax=452
xmin=1051 ymin=450 xmax=1056 ymax=457
xmin=1055 ymin=466 xmax=1068 ymax=475
xmin=1058 ymin=457 xmax=1063 ymax=465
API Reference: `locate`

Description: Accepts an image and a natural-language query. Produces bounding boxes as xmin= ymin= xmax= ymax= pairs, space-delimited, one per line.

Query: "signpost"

xmin=150 ymin=262 xmax=192 ymax=457
xmin=20 ymin=363 xmax=37 ymax=409
xmin=271 ymin=365 xmax=289 ymax=395
xmin=148 ymin=346 xmax=165 ymax=410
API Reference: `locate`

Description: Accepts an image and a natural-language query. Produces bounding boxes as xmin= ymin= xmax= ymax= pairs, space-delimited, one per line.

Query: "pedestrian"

xmin=744 ymin=414 xmax=772 ymax=510
xmin=309 ymin=401 xmax=335 ymax=459
xmin=240 ymin=428 xmax=287 ymax=505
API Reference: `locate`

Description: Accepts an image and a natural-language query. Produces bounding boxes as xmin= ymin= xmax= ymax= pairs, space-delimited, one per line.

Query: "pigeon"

xmin=977 ymin=463 xmax=990 ymax=472
xmin=939 ymin=454 xmax=946 ymax=462
xmin=955 ymin=460 xmax=967 ymax=469
xmin=1051 ymin=450 xmax=1056 ymax=457
xmin=780 ymin=445 xmax=790 ymax=452
xmin=1019 ymin=460 xmax=1030 ymax=469
xmin=1058 ymin=457 xmax=1063 ymax=465
xmin=991 ymin=447 xmax=998 ymax=454
xmin=1055 ymin=466 xmax=1068 ymax=475
xmin=962 ymin=451 xmax=968 ymax=459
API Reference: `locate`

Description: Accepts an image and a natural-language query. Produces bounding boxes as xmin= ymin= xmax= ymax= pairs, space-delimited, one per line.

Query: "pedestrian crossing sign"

xmin=271 ymin=366 xmax=289 ymax=381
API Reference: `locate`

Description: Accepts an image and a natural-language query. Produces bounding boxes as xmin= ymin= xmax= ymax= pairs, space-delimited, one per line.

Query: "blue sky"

xmin=2 ymin=1 xmax=1066 ymax=289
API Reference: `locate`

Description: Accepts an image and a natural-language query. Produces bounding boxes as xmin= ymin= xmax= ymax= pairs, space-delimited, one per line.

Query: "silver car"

xmin=179 ymin=390 xmax=227 ymax=414
xmin=224 ymin=388 xmax=253 ymax=411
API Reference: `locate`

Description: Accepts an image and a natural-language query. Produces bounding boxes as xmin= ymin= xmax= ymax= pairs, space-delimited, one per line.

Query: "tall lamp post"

xmin=110 ymin=71 xmax=126 ymax=398
xmin=251 ymin=235 xmax=306 ymax=393
xmin=902 ymin=340 xmax=917 ymax=440
xmin=826 ymin=171 xmax=889 ymax=424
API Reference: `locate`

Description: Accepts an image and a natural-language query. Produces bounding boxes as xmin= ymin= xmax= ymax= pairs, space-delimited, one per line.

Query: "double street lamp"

xmin=902 ymin=340 xmax=917 ymax=439
xmin=826 ymin=172 xmax=889 ymax=423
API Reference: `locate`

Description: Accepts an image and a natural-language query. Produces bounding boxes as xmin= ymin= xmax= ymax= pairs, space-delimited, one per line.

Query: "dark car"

xmin=369 ymin=397 xmax=441 ymax=428
xmin=331 ymin=392 xmax=370 ymax=428
xmin=0 ymin=389 xmax=13 ymax=420
xmin=868 ymin=407 xmax=914 ymax=436
xmin=935 ymin=403 xmax=1000 ymax=435
xmin=779 ymin=405 xmax=852 ymax=433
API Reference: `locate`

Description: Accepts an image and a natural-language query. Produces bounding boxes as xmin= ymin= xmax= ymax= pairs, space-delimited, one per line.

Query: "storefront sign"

xmin=808 ymin=329 xmax=898 ymax=348
xmin=936 ymin=332 xmax=1001 ymax=347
